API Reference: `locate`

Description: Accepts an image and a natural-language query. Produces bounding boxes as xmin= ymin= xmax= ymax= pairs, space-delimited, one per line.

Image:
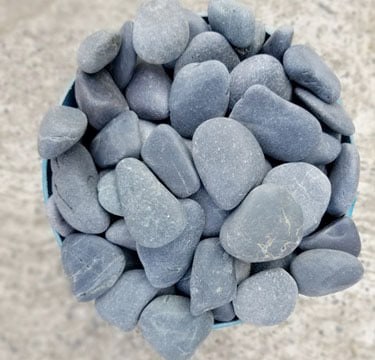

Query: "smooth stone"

xmin=125 ymin=63 xmax=171 ymax=121
xmin=75 ymin=69 xmax=128 ymax=130
xmin=302 ymin=133 xmax=342 ymax=165
xmin=139 ymin=119 xmax=157 ymax=144
xmin=105 ymin=219 xmax=137 ymax=251
xmin=170 ymin=60 xmax=230 ymax=138
xmin=139 ymin=295 xmax=213 ymax=360
xmin=290 ymin=249 xmax=364 ymax=296
xmin=220 ymin=184 xmax=303 ymax=263
xmin=97 ymin=171 xmax=122 ymax=216
xmin=61 ymin=234 xmax=125 ymax=302
xmin=261 ymin=25 xmax=294 ymax=61
xmin=95 ymin=270 xmax=159 ymax=331
xmin=116 ymin=158 xmax=187 ymax=248
xmin=38 ymin=106 xmax=88 ymax=159
xmin=45 ymin=195 xmax=74 ymax=237
xmin=141 ymin=125 xmax=201 ymax=198
xmin=90 ymin=111 xmax=141 ymax=168
xmin=234 ymin=259 xmax=251 ymax=284
xmin=213 ymin=302 xmax=236 ymax=322
xmin=185 ymin=9 xmax=210 ymax=40
xmin=235 ymin=20 xmax=266 ymax=59
xmin=133 ymin=0 xmax=189 ymax=64
xmin=327 ymin=143 xmax=360 ymax=216
xmin=176 ymin=268 xmax=191 ymax=296
xmin=137 ymin=199 xmax=205 ymax=288
xmin=251 ymin=252 xmax=297 ymax=274
xmin=190 ymin=238 xmax=236 ymax=316
xmin=230 ymin=85 xmax=322 ymax=162
xmin=51 ymin=144 xmax=110 ymax=234
xmin=192 ymin=117 xmax=266 ymax=210
xmin=208 ymin=0 xmax=255 ymax=48
xmin=283 ymin=45 xmax=341 ymax=104
xmin=77 ymin=30 xmax=121 ymax=74
xmin=174 ymin=31 xmax=240 ymax=75
xmin=233 ymin=268 xmax=298 ymax=326
xmin=263 ymin=162 xmax=332 ymax=236
xmin=295 ymin=87 xmax=355 ymax=136
xmin=229 ymin=54 xmax=292 ymax=108
xmin=110 ymin=21 xmax=137 ymax=90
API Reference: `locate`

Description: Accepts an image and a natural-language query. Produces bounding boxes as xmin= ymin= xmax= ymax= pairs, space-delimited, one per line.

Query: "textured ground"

xmin=0 ymin=0 xmax=374 ymax=359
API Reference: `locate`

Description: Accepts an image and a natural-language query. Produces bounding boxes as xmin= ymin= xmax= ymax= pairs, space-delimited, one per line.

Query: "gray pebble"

xmin=263 ymin=162 xmax=332 ymax=236
xmin=97 ymin=171 xmax=122 ymax=216
xmin=261 ymin=25 xmax=294 ymax=61
xmin=176 ymin=268 xmax=191 ymax=296
xmin=45 ymin=195 xmax=74 ymax=237
xmin=327 ymin=143 xmax=360 ymax=216
xmin=170 ymin=60 xmax=230 ymax=138
xmin=283 ymin=45 xmax=341 ymax=104
xmin=213 ymin=302 xmax=236 ymax=322
xmin=184 ymin=9 xmax=210 ymax=40
xmin=192 ymin=117 xmax=265 ymax=210
xmin=290 ymin=249 xmax=364 ymax=296
xmin=139 ymin=119 xmax=157 ymax=144
xmin=61 ymin=234 xmax=125 ymax=302
xmin=230 ymin=85 xmax=322 ymax=161
xmin=234 ymin=259 xmax=251 ymax=284
xmin=233 ymin=268 xmax=298 ymax=326
xmin=105 ymin=219 xmax=137 ymax=251
xmin=183 ymin=138 xmax=193 ymax=152
xmin=235 ymin=20 xmax=266 ymax=59
xmin=116 ymin=158 xmax=187 ymax=248
xmin=251 ymin=252 xmax=297 ymax=274
xmin=302 ymin=133 xmax=342 ymax=165
xmin=139 ymin=295 xmax=213 ymax=360
xmin=90 ymin=110 xmax=141 ymax=168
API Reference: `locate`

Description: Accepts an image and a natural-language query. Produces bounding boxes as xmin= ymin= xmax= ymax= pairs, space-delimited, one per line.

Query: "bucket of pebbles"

xmin=39 ymin=0 xmax=364 ymax=359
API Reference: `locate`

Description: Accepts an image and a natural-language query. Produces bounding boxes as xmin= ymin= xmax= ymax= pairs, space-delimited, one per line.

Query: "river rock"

xmin=97 ymin=171 xmax=122 ymax=216
xmin=302 ymin=133 xmax=342 ymax=165
xmin=105 ymin=219 xmax=137 ymax=251
xmin=45 ymin=195 xmax=74 ymax=237
xmin=213 ymin=302 xmax=236 ymax=322
xmin=261 ymin=25 xmax=293 ymax=61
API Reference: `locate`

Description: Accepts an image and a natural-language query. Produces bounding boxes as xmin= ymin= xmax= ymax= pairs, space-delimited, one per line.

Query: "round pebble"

xmin=97 ymin=171 xmax=122 ymax=216
xmin=45 ymin=195 xmax=74 ymax=237
xmin=261 ymin=25 xmax=294 ymax=61
xmin=302 ymin=133 xmax=342 ymax=165
xmin=105 ymin=219 xmax=137 ymax=251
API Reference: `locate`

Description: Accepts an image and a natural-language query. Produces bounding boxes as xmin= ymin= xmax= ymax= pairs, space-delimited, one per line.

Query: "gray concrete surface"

xmin=0 ymin=0 xmax=374 ymax=359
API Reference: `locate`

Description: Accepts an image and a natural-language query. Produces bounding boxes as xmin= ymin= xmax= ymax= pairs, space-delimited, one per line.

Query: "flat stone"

xmin=90 ymin=111 xmax=141 ymax=168
xmin=105 ymin=219 xmax=137 ymax=250
xmin=75 ymin=69 xmax=129 ymax=130
xmin=139 ymin=119 xmax=157 ymax=144
xmin=139 ymin=295 xmax=213 ymax=360
xmin=51 ymin=144 xmax=110 ymax=234
xmin=125 ymin=63 xmax=171 ymax=121
xmin=235 ymin=20 xmax=266 ymax=59
xmin=97 ymin=171 xmax=122 ymax=216
xmin=141 ymin=125 xmax=201 ymax=198
xmin=137 ymin=199 xmax=205 ymax=288
xmin=170 ymin=60 xmax=230 ymax=138
xmin=283 ymin=45 xmax=341 ymax=104
xmin=233 ymin=268 xmax=298 ymax=326
xmin=133 ymin=0 xmax=189 ymax=64
xmin=302 ymin=133 xmax=342 ymax=165
xmin=61 ymin=234 xmax=125 ymax=302
xmin=234 ymin=259 xmax=251 ymax=284
xmin=38 ymin=105 xmax=88 ymax=159
xmin=251 ymin=252 xmax=297 ymax=274
xmin=176 ymin=267 xmax=191 ymax=296
xmin=116 ymin=158 xmax=187 ymax=248
xmin=190 ymin=238 xmax=236 ymax=316
xmin=45 ymin=195 xmax=74 ymax=237
xmin=263 ymin=162 xmax=332 ymax=236
xmin=229 ymin=54 xmax=292 ymax=108
xmin=192 ymin=117 xmax=265 ymax=210
xmin=328 ymin=143 xmax=360 ymax=216
xmin=290 ymin=249 xmax=364 ymax=296
xmin=261 ymin=25 xmax=294 ymax=61
xmin=213 ymin=302 xmax=236 ymax=322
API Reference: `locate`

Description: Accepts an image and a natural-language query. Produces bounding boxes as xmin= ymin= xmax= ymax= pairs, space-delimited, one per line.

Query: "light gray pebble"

xmin=176 ymin=268 xmax=191 ymax=296
xmin=234 ymin=259 xmax=251 ymax=284
xmin=302 ymin=133 xmax=342 ymax=165
xmin=97 ymin=171 xmax=122 ymax=216
xmin=45 ymin=195 xmax=74 ymax=237
xmin=139 ymin=119 xmax=157 ymax=144
xmin=261 ymin=25 xmax=293 ymax=61
xmin=213 ymin=302 xmax=236 ymax=322
xmin=235 ymin=20 xmax=266 ymax=59
xmin=105 ymin=219 xmax=137 ymax=251
xmin=251 ymin=252 xmax=297 ymax=274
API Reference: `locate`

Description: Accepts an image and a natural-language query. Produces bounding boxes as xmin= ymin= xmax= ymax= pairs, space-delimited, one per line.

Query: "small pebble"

xmin=176 ymin=268 xmax=192 ymax=296
xmin=261 ymin=25 xmax=294 ymax=61
xmin=184 ymin=9 xmax=210 ymax=40
xmin=235 ymin=20 xmax=266 ymax=59
xmin=139 ymin=119 xmax=157 ymax=144
xmin=105 ymin=219 xmax=137 ymax=251
xmin=45 ymin=195 xmax=74 ymax=237
xmin=234 ymin=259 xmax=251 ymax=284
xmin=213 ymin=302 xmax=236 ymax=322
xmin=251 ymin=252 xmax=297 ymax=274
xmin=97 ymin=171 xmax=122 ymax=216
xmin=302 ymin=133 xmax=342 ymax=165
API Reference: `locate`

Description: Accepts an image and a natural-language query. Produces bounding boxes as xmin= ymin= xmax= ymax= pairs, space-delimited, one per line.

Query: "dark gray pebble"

xmin=302 ymin=133 xmax=342 ymax=165
xmin=45 ymin=195 xmax=74 ymax=237
xmin=251 ymin=252 xmax=297 ymax=274
xmin=235 ymin=20 xmax=266 ymax=59
xmin=213 ymin=302 xmax=236 ymax=322
xmin=262 ymin=25 xmax=293 ymax=61
xmin=97 ymin=171 xmax=122 ymax=216
xmin=105 ymin=219 xmax=137 ymax=251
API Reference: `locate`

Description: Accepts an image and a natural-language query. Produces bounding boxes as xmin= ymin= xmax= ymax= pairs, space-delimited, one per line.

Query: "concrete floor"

xmin=0 ymin=0 xmax=374 ymax=359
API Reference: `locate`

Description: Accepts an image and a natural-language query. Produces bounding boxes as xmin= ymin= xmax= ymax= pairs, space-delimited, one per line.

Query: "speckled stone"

xmin=176 ymin=267 xmax=192 ymax=296
xmin=290 ymin=249 xmax=364 ymax=296
xmin=141 ymin=125 xmax=200 ymax=198
xmin=264 ymin=162 xmax=331 ymax=236
xmin=61 ymin=234 xmax=125 ymax=302
xmin=234 ymin=259 xmax=251 ymax=284
xmin=262 ymin=25 xmax=293 ymax=61
xmin=45 ymin=195 xmax=74 ymax=237
xmin=192 ymin=117 xmax=265 ymax=210
xmin=75 ymin=69 xmax=128 ymax=130
xmin=233 ymin=268 xmax=298 ymax=326
xmin=51 ymin=144 xmax=110 ymax=234
xmin=190 ymin=238 xmax=236 ymax=316
xmin=229 ymin=54 xmax=292 ymax=108
xmin=133 ymin=0 xmax=189 ymax=64
xmin=116 ymin=158 xmax=187 ymax=248
xmin=302 ymin=133 xmax=342 ymax=165
xmin=235 ymin=20 xmax=266 ymax=59
xmin=125 ymin=63 xmax=171 ymax=121
xmin=230 ymin=85 xmax=322 ymax=161
xmin=38 ymin=106 xmax=87 ymax=159
xmin=328 ymin=143 xmax=360 ymax=216
xmin=139 ymin=295 xmax=213 ymax=360
xmin=283 ymin=45 xmax=341 ymax=104
xmin=170 ymin=60 xmax=230 ymax=138
xmin=97 ymin=171 xmax=122 ymax=216
xmin=105 ymin=219 xmax=137 ymax=251
xmin=139 ymin=119 xmax=157 ymax=144
xmin=251 ymin=252 xmax=297 ymax=274
xmin=213 ymin=302 xmax=236 ymax=322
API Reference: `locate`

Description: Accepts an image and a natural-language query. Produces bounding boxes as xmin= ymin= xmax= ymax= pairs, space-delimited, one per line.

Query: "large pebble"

xmin=235 ymin=20 xmax=266 ymax=59
xmin=290 ymin=249 xmax=364 ymax=296
xmin=213 ymin=302 xmax=236 ymax=322
xmin=51 ymin=144 xmax=110 ymax=234
xmin=97 ymin=171 xmax=122 ymax=216
xmin=137 ymin=199 xmax=205 ymax=288
xmin=190 ymin=238 xmax=236 ymax=316
xmin=192 ymin=118 xmax=265 ymax=210
xmin=139 ymin=295 xmax=213 ymax=360
xmin=133 ymin=0 xmax=189 ymax=64
xmin=230 ymin=85 xmax=322 ymax=162
xmin=261 ymin=25 xmax=294 ymax=61
xmin=61 ymin=234 xmax=125 ymax=302
xmin=302 ymin=133 xmax=342 ymax=165
xmin=141 ymin=125 xmax=200 ymax=198
xmin=263 ymin=162 xmax=331 ymax=236
xmin=233 ymin=268 xmax=298 ymax=326
xmin=139 ymin=119 xmax=157 ymax=144
xmin=283 ymin=45 xmax=341 ymax=104
xmin=105 ymin=219 xmax=137 ymax=251
xmin=220 ymin=184 xmax=303 ymax=263
xmin=251 ymin=252 xmax=297 ymax=274
xmin=116 ymin=158 xmax=187 ymax=248
xmin=45 ymin=195 xmax=74 ymax=237
xmin=234 ymin=259 xmax=251 ymax=284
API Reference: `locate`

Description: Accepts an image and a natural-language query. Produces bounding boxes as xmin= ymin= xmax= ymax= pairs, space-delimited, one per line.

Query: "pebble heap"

xmin=39 ymin=1 xmax=363 ymax=359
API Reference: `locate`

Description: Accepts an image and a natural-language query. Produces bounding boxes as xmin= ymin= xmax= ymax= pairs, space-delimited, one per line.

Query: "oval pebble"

xmin=234 ymin=259 xmax=252 ymax=284
xmin=105 ymin=219 xmax=137 ymax=251
xmin=97 ymin=171 xmax=122 ymax=216
xmin=261 ymin=25 xmax=294 ymax=61
xmin=45 ymin=195 xmax=74 ymax=237
xmin=302 ymin=133 xmax=342 ymax=165
xmin=235 ymin=20 xmax=266 ymax=59
xmin=213 ymin=302 xmax=236 ymax=322
xmin=139 ymin=119 xmax=157 ymax=144
xmin=251 ymin=252 xmax=297 ymax=275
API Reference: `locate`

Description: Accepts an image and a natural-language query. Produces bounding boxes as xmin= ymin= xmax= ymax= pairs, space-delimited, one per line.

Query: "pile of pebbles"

xmin=39 ymin=0 xmax=364 ymax=359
